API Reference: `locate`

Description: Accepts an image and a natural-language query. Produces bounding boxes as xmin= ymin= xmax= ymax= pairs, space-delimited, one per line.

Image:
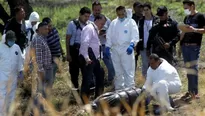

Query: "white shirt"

xmin=143 ymin=58 xmax=182 ymax=92
xmin=143 ymin=20 xmax=152 ymax=48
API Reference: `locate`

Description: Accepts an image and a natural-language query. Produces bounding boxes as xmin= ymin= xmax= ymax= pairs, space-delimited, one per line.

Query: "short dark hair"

xmin=92 ymin=1 xmax=101 ymax=9
xmin=116 ymin=6 xmax=125 ymax=12
xmin=94 ymin=14 xmax=106 ymax=21
xmin=37 ymin=22 xmax=48 ymax=29
xmin=143 ymin=2 xmax=152 ymax=9
xmin=149 ymin=54 xmax=160 ymax=61
xmin=183 ymin=0 xmax=195 ymax=6
xmin=42 ymin=17 xmax=52 ymax=24
xmin=80 ymin=7 xmax=91 ymax=15
xmin=14 ymin=6 xmax=23 ymax=15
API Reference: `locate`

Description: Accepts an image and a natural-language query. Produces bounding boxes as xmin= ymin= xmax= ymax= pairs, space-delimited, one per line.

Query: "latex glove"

xmin=126 ymin=42 xmax=135 ymax=55
xmin=105 ymin=47 xmax=111 ymax=57
xmin=18 ymin=71 xmax=24 ymax=80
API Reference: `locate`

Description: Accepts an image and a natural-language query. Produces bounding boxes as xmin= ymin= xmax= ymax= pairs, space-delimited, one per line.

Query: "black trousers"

xmin=69 ymin=44 xmax=82 ymax=88
xmin=79 ymin=48 xmax=104 ymax=99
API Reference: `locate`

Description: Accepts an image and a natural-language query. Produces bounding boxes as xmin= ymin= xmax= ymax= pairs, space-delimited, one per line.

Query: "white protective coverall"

xmin=106 ymin=9 xmax=139 ymax=90
xmin=0 ymin=43 xmax=23 ymax=116
xmin=23 ymin=11 xmax=40 ymax=60
xmin=143 ymin=58 xmax=182 ymax=110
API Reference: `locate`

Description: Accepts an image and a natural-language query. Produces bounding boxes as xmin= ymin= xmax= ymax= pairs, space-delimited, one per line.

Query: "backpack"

xmin=73 ymin=19 xmax=82 ymax=30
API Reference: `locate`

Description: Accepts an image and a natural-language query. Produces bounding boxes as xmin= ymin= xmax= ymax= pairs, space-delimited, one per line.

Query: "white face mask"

xmin=184 ymin=9 xmax=191 ymax=15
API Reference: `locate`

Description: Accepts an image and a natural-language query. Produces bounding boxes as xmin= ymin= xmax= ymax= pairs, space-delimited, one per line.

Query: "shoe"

xmin=190 ymin=93 xmax=200 ymax=99
xmin=167 ymin=107 xmax=175 ymax=111
xmin=184 ymin=93 xmax=200 ymax=102
xmin=181 ymin=92 xmax=191 ymax=101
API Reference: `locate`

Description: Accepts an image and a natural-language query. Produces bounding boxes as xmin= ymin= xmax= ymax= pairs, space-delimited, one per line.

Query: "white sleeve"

xmin=130 ymin=19 xmax=139 ymax=46
xmin=17 ymin=46 xmax=24 ymax=72
xmin=143 ymin=68 xmax=152 ymax=92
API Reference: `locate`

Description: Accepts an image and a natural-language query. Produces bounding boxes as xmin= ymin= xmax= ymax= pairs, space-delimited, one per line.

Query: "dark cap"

xmin=37 ymin=22 xmax=48 ymax=29
xmin=133 ymin=1 xmax=143 ymax=8
xmin=6 ymin=30 xmax=16 ymax=40
xmin=183 ymin=0 xmax=195 ymax=5
xmin=156 ymin=6 xmax=168 ymax=16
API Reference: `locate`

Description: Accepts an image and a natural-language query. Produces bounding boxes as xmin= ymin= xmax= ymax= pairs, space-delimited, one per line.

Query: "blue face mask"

xmin=7 ymin=40 xmax=15 ymax=47
xmin=119 ymin=17 xmax=126 ymax=22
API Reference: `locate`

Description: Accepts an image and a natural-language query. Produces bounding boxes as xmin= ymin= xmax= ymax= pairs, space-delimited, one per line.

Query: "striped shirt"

xmin=46 ymin=28 xmax=62 ymax=57
xmin=31 ymin=34 xmax=52 ymax=72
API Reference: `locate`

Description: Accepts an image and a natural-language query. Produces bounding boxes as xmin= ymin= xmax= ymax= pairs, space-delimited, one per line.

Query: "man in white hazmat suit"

xmin=143 ymin=54 xmax=182 ymax=111
xmin=25 ymin=11 xmax=40 ymax=44
xmin=0 ymin=30 xmax=24 ymax=116
xmin=23 ymin=11 xmax=40 ymax=60
xmin=105 ymin=6 xmax=139 ymax=90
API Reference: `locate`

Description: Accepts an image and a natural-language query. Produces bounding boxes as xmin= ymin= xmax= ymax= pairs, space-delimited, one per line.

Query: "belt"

xmin=101 ymin=44 xmax=105 ymax=47
xmin=183 ymin=43 xmax=198 ymax=46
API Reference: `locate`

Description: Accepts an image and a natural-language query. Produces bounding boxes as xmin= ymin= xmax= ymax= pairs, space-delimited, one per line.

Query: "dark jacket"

xmin=4 ymin=17 xmax=27 ymax=52
xmin=137 ymin=16 xmax=158 ymax=51
xmin=147 ymin=17 xmax=180 ymax=53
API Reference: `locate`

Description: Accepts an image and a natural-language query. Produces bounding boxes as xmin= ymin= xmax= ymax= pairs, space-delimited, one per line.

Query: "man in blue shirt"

xmin=66 ymin=7 xmax=91 ymax=90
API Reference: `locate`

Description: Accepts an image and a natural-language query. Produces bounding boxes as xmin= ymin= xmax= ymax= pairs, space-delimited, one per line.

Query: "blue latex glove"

xmin=18 ymin=71 xmax=24 ymax=80
xmin=126 ymin=42 xmax=135 ymax=55
xmin=105 ymin=47 xmax=111 ymax=57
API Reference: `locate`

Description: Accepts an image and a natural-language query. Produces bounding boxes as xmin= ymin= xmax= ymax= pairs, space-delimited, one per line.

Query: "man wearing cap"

xmin=89 ymin=1 xmax=115 ymax=85
xmin=105 ymin=6 xmax=139 ymax=90
xmin=0 ymin=30 xmax=24 ymax=115
xmin=147 ymin=6 xmax=180 ymax=65
xmin=180 ymin=0 xmax=205 ymax=101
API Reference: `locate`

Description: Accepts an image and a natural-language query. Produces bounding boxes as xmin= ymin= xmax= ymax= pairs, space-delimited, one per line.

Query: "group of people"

xmin=0 ymin=0 xmax=205 ymax=115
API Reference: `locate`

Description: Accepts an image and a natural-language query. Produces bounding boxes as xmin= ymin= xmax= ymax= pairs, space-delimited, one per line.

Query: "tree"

xmin=0 ymin=0 xmax=33 ymax=34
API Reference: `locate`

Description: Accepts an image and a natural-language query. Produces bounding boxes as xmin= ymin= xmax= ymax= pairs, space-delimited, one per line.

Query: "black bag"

xmin=91 ymin=87 xmax=142 ymax=114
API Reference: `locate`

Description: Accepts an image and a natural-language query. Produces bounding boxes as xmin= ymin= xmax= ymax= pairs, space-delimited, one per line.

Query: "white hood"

xmin=126 ymin=9 xmax=133 ymax=19
xmin=29 ymin=11 xmax=40 ymax=22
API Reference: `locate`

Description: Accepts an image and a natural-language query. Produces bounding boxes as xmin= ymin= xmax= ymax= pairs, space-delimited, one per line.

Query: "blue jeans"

xmin=52 ymin=62 xmax=58 ymax=81
xmin=140 ymin=49 xmax=149 ymax=78
xmin=102 ymin=45 xmax=115 ymax=81
xmin=33 ymin=68 xmax=54 ymax=113
xmin=182 ymin=45 xmax=200 ymax=95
